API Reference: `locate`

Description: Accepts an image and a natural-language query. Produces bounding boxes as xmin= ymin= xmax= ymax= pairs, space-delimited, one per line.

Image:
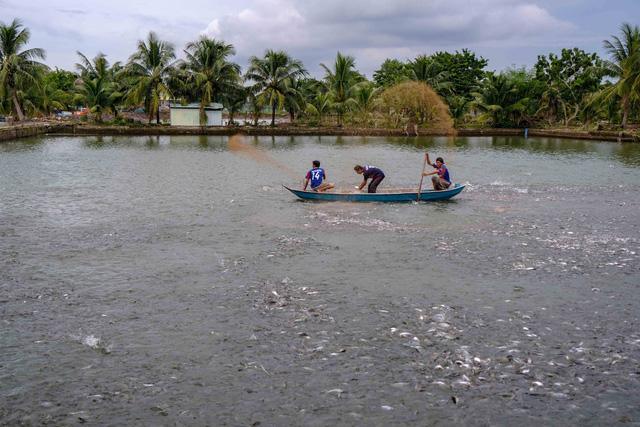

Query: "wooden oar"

xmin=416 ymin=153 xmax=429 ymax=201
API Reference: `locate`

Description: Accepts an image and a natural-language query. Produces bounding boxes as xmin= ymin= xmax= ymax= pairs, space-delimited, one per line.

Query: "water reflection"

xmin=0 ymin=137 xmax=45 ymax=152
xmin=143 ymin=135 xmax=160 ymax=148
xmin=489 ymin=137 xmax=599 ymax=154
xmin=616 ymin=142 xmax=640 ymax=166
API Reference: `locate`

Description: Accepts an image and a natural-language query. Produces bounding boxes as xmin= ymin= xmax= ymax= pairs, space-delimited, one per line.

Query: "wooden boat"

xmin=283 ymin=183 xmax=465 ymax=202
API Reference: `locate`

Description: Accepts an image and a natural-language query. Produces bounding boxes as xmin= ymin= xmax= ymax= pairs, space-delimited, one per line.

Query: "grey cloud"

xmin=204 ymin=0 xmax=575 ymax=75
xmin=55 ymin=9 xmax=87 ymax=15
xmin=4 ymin=0 xmax=635 ymax=74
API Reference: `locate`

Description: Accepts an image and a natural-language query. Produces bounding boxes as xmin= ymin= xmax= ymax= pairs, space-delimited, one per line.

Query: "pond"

xmin=1 ymin=135 xmax=639 ymax=425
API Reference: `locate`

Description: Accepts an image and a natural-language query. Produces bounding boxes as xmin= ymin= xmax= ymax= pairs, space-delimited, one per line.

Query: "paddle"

xmin=416 ymin=153 xmax=429 ymax=201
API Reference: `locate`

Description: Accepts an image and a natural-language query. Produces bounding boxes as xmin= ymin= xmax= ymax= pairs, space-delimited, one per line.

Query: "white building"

xmin=170 ymin=103 xmax=223 ymax=126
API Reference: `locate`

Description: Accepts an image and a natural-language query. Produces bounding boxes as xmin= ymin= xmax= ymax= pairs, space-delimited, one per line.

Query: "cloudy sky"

xmin=2 ymin=0 xmax=637 ymax=78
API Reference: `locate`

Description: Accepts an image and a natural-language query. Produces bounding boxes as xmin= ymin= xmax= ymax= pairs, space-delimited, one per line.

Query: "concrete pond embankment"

xmin=0 ymin=122 xmax=637 ymax=142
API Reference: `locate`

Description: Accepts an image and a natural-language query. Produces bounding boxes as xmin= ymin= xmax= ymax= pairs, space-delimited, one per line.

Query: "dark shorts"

xmin=368 ymin=175 xmax=385 ymax=193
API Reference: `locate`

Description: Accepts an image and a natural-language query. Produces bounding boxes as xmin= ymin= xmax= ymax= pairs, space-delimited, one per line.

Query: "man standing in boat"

xmin=422 ymin=153 xmax=451 ymax=190
xmin=354 ymin=164 xmax=385 ymax=193
xmin=303 ymin=160 xmax=334 ymax=192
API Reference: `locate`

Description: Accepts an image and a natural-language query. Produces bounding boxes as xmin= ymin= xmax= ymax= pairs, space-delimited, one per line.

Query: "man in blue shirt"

xmin=422 ymin=153 xmax=451 ymax=190
xmin=354 ymin=164 xmax=385 ymax=193
xmin=303 ymin=160 xmax=334 ymax=192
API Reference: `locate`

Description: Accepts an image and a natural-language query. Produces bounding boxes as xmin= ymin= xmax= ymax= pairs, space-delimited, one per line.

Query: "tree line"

xmin=1 ymin=18 xmax=639 ymax=129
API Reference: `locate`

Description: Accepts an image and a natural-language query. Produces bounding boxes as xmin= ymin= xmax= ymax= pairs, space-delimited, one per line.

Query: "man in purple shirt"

xmin=354 ymin=164 xmax=385 ymax=193
xmin=422 ymin=153 xmax=451 ymax=190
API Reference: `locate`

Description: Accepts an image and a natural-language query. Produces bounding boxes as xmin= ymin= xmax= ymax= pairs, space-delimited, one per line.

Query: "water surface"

xmin=1 ymin=135 xmax=639 ymax=425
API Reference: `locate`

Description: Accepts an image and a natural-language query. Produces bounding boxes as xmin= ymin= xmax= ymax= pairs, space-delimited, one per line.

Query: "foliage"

xmin=372 ymin=59 xmax=410 ymax=88
xmin=126 ymin=32 xmax=175 ymax=124
xmin=247 ymin=90 xmax=264 ymax=126
xmin=305 ymin=91 xmax=332 ymax=124
xmin=378 ymin=81 xmax=453 ymax=130
xmin=2 ymin=16 xmax=639 ymax=130
xmin=321 ymin=52 xmax=363 ymax=126
xmin=245 ymin=49 xmax=307 ymax=126
xmin=429 ymin=49 xmax=487 ymax=100
xmin=446 ymin=95 xmax=471 ymax=125
xmin=44 ymin=68 xmax=76 ymax=91
xmin=407 ymin=55 xmax=453 ymax=96
xmin=43 ymin=68 xmax=77 ymax=110
xmin=535 ymin=48 xmax=606 ymax=125
xmin=352 ymin=82 xmax=380 ymax=125
xmin=221 ymin=85 xmax=247 ymax=125
xmin=281 ymin=77 xmax=308 ymax=123
xmin=75 ymin=53 xmax=119 ymax=122
xmin=0 ymin=18 xmax=47 ymax=120
xmin=472 ymin=69 xmax=542 ymax=128
xmin=181 ymin=36 xmax=241 ymax=125
xmin=601 ymin=23 xmax=640 ymax=128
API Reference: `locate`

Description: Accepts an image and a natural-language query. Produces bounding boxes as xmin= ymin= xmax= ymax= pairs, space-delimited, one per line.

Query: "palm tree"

xmin=602 ymin=23 xmax=640 ymax=128
xmin=221 ymin=85 xmax=247 ymax=126
xmin=126 ymin=32 xmax=175 ymax=124
xmin=165 ymin=66 xmax=193 ymax=103
xmin=183 ymin=36 xmax=241 ymax=125
xmin=247 ymin=89 xmax=264 ymax=126
xmin=472 ymin=73 xmax=530 ymax=128
xmin=283 ymin=77 xmax=307 ymax=123
xmin=305 ymin=91 xmax=332 ymax=124
xmin=108 ymin=62 xmax=127 ymax=118
xmin=0 ymin=19 xmax=47 ymax=121
xmin=408 ymin=55 xmax=453 ymax=95
xmin=76 ymin=51 xmax=110 ymax=80
xmin=75 ymin=52 xmax=117 ymax=122
xmin=447 ymin=95 xmax=470 ymax=125
xmin=352 ymin=82 xmax=379 ymax=125
xmin=245 ymin=49 xmax=307 ymax=126
xmin=37 ymin=79 xmax=65 ymax=116
xmin=321 ymin=52 xmax=361 ymax=126
xmin=76 ymin=76 xmax=111 ymax=122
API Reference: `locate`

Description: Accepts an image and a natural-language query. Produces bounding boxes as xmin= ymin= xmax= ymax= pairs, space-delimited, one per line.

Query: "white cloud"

xmin=204 ymin=0 xmax=307 ymax=52
xmin=204 ymin=19 xmax=221 ymax=37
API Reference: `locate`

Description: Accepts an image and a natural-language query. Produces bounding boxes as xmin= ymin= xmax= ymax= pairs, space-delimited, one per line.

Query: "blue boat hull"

xmin=284 ymin=183 xmax=465 ymax=202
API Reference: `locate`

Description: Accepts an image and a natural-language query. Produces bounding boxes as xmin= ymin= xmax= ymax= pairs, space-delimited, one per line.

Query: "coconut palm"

xmin=352 ymin=82 xmax=379 ymax=125
xmin=75 ymin=53 xmax=118 ymax=122
xmin=37 ymin=79 xmax=65 ymax=116
xmin=408 ymin=55 xmax=453 ymax=95
xmin=108 ymin=63 xmax=128 ymax=118
xmin=0 ymin=19 xmax=47 ymax=121
xmin=245 ymin=49 xmax=307 ymax=126
xmin=321 ymin=52 xmax=362 ymax=126
xmin=602 ymin=23 xmax=640 ymax=128
xmin=247 ymin=89 xmax=264 ymax=126
xmin=165 ymin=66 xmax=193 ymax=103
xmin=221 ymin=85 xmax=247 ymax=126
xmin=76 ymin=75 xmax=111 ymax=122
xmin=126 ymin=32 xmax=175 ymax=124
xmin=305 ymin=91 xmax=332 ymax=124
xmin=282 ymin=77 xmax=307 ymax=123
xmin=76 ymin=51 xmax=110 ymax=80
xmin=183 ymin=36 xmax=241 ymax=125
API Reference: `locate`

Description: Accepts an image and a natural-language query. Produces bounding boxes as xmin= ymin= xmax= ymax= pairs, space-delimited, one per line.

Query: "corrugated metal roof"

xmin=170 ymin=102 xmax=224 ymax=110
